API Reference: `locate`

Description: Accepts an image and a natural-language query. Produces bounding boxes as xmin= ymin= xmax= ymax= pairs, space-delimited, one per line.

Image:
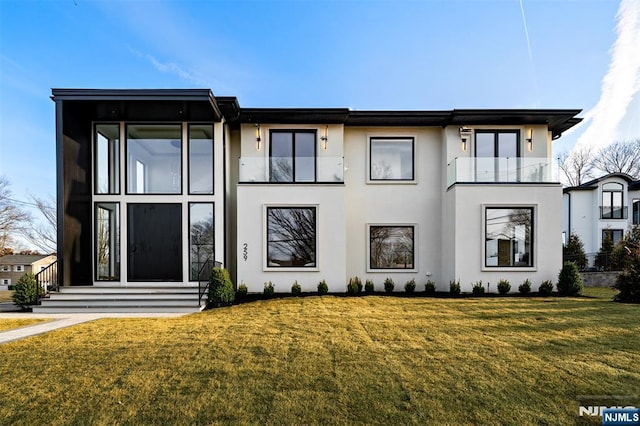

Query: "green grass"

xmin=0 ymin=288 xmax=637 ymax=425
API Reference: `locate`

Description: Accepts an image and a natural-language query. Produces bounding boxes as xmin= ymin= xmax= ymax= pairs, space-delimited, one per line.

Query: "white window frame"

xmin=366 ymin=134 xmax=417 ymax=184
xmin=14 ymin=265 xmax=24 ymax=272
xmin=263 ymin=204 xmax=319 ymax=272
xmin=482 ymin=204 xmax=537 ymax=271
xmin=1 ymin=265 xmax=9 ymax=272
xmin=1 ymin=279 xmax=10 ymax=286
xmin=366 ymin=223 xmax=418 ymax=272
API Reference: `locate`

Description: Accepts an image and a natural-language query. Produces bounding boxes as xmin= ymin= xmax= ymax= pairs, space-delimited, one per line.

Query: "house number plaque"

xmin=243 ymin=243 xmax=248 ymax=261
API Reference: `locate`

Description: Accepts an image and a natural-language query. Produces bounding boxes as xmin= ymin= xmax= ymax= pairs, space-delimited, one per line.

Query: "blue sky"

xmin=1 ymin=0 xmax=639 ymax=207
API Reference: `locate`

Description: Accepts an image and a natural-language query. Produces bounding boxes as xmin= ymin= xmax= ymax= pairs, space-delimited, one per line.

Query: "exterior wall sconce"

xmin=255 ymin=124 xmax=261 ymax=151
xmin=459 ymin=127 xmax=472 ymax=151
xmin=526 ymin=128 xmax=533 ymax=151
xmin=320 ymin=125 xmax=328 ymax=150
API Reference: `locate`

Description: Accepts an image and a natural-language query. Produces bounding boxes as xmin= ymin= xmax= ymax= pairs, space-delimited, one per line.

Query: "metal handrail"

xmin=34 ymin=260 xmax=59 ymax=303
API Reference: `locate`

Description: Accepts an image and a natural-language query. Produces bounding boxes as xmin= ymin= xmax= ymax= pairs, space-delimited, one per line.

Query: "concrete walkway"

xmin=0 ymin=312 xmax=189 ymax=345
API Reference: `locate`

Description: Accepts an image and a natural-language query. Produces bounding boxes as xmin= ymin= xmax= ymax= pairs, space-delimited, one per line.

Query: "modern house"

xmin=43 ymin=88 xmax=581 ymax=311
xmin=0 ymin=254 xmax=57 ymax=290
xmin=563 ymin=173 xmax=640 ymax=258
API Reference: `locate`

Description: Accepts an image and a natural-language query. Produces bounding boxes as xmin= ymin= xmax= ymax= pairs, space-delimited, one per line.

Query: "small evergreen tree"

xmin=595 ymin=233 xmax=615 ymax=271
xmin=317 ymin=280 xmax=328 ymax=295
xmin=208 ymin=267 xmax=235 ymax=307
xmin=12 ymin=272 xmax=42 ymax=310
xmin=613 ymin=243 xmax=640 ymax=303
xmin=557 ymin=262 xmax=583 ymax=296
xmin=563 ymin=234 xmax=587 ymax=270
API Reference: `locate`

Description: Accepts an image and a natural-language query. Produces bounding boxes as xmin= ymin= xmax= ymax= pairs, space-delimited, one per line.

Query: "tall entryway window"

xmin=95 ymin=203 xmax=120 ymax=281
xmin=128 ymin=204 xmax=182 ymax=281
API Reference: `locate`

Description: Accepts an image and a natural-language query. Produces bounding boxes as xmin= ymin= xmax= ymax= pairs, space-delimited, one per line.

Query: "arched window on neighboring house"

xmin=601 ymin=182 xmax=625 ymax=219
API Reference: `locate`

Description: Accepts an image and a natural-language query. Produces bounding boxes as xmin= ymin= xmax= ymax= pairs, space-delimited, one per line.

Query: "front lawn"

xmin=0 ymin=319 xmax=48 ymax=333
xmin=0 ymin=290 xmax=13 ymax=303
xmin=0 ymin=287 xmax=637 ymax=425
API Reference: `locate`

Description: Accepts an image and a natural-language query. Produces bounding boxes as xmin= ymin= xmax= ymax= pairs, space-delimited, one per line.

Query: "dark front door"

xmin=128 ymin=203 xmax=182 ymax=281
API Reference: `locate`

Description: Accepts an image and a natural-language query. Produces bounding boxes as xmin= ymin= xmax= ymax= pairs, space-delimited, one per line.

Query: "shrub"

xmin=365 ymin=279 xmax=374 ymax=293
xmin=449 ymin=280 xmax=460 ymax=295
xmin=471 ymin=281 xmax=485 ymax=296
xmin=539 ymin=280 xmax=554 ymax=295
xmin=347 ymin=276 xmax=363 ymax=295
xmin=236 ymin=282 xmax=248 ymax=298
xmin=563 ymin=234 xmax=588 ymax=270
xmin=404 ymin=279 xmax=416 ymax=293
xmin=497 ymin=279 xmax=511 ymax=295
xmin=291 ymin=280 xmax=302 ymax=295
xmin=595 ymin=233 xmax=615 ymax=271
xmin=12 ymin=272 xmax=42 ymax=310
xmin=384 ymin=277 xmax=395 ymax=293
xmin=317 ymin=280 xmax=328 ymax=295
xmin=208 ymin=268 xmax=235 ymax=307
xmin=518 ymin=279 xmax=532 ymax=295
xmin=557 ymin=261 xmax=583 ymax=296
xmin=614 ymin=244 xmax=640 ymax=303
xmin=263 ymin=281 xmax=275 ymax=297
xmin=424 ymin=280 xmax=436 ymax=295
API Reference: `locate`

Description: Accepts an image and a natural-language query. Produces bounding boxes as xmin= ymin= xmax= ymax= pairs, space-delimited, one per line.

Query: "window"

xmin=1 ymin=279 xmax=10 ymax=286
xmin=1 ymin=265 xmax=9 ymax=272
xmin=189 ymin=125 xmax=214 ymax=194
xmin=369 ymin=225 xmax=415 ymax=270
xmin=632 ymin=199 xmax=639 ymax=225
xmin=602 ymin=229 xmax=624 ymax=246
xmin=475 ymin=131 xmax=520 ymax=182
xmin=95 ymin=203 xmax=120 ymax=281
xmin=485 ymin=207 xmax=533 ymax=267
xmin=601 ymin=182 xmax=624 ymax=219
xmin=127 ymin=124 xmax=182 ymax=194
xmin=370 ymin=137 xmax=414 ymax=181
xmin=189 ymin=203 xmax=214 ymax=280
xmin=266 ymin=207 xmax=317 ymax=268
xmin=269 ymin=130 xmax=316 ymax=182
xmin=95 ymin=124 xmax=120 ymax=194
xmin=14 ymin=265 xmax=24 ymax=272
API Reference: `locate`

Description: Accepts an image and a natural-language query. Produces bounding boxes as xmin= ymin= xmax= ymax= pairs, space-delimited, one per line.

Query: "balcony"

xmin=447 ymin=157 xmax=556 ymax=186
xmin=600 ymin=206 xmax=628 ymax=220
xmin=239 ymin=157 xmax=344 ymax=183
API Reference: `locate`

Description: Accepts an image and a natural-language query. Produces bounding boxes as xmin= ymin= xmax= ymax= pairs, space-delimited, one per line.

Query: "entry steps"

xmin=33 ymin=286 xmax=206 ymax=314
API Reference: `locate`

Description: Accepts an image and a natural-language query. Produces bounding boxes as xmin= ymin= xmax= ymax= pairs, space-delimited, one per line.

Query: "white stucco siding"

xmin=343 ymin=127 xmax=443 ymax=291
xmin=446 ymin=184 xmax=563 ymax=292
xmin=236 ymin=185 xmax=346 ymax=293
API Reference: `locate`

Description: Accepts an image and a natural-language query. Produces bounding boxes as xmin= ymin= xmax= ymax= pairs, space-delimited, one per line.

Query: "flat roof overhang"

xmin=51 ymin=89 xmax=222 ymax=121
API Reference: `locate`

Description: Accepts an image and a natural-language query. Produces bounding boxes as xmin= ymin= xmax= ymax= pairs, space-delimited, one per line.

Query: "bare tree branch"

xmin=0 ymin=176 xmax=31 ymax=252
xmin=20 ymin=194 xmax=56 ymax=254
xmin=558 ymin=145 xmax=595 ymax=187
xmin=593 ymin=139 xmax=640 ymax=178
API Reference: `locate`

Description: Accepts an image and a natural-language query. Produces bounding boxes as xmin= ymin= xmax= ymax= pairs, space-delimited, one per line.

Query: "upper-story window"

xmin=633 ymin=199 xmax=640 ymax=225
xmin=95 ymin=124 xmax=120 ymax=194
xmin=369 ymin=137 xmax=415 ymax=181
xmin=14 ymin=265 xmax=24 ymax=272
xmin=269 ymin=130 xmax=316 ymax=183
xmin=126 ymin=124 xmax=182 ymax=194
xmin=601 ymin=182 xmax=624 ymax=219
xmin=1 ymin=265 xmax=9 ymax=272
xmin=475 ymin=130 xmax=519 ymax=158
xmin=188 ymin=124 xmax=214 ymax=194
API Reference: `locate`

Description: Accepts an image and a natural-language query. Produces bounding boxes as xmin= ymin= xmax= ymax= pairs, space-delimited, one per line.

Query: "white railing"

xmin=239 ymin=157 xmax=344 ymax=183
xmin=447 ymin=157 xmax=557 ymax=186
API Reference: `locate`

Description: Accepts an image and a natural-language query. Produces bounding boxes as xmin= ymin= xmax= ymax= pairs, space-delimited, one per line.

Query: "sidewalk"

xmin=0 ymin=311 xmax=188 ymax=345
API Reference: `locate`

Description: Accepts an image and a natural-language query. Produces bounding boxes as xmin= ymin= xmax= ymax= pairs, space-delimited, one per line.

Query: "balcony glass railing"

xmin=239 ymin=157 xmax=344 ymax=183
xmin=447 ymin=157 xmax=557 ymax=186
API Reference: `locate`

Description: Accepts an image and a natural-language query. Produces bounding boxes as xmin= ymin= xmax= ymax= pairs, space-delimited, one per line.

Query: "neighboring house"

xmin=0 ymin=254 xmax=57 ymax=289
xmin=563 ymin=173 xmax=640 ymax=259
xmin=52 ymin=89 xmax=581 ymax=294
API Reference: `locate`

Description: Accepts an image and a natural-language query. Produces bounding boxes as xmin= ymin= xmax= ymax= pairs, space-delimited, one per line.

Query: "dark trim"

xmin=187 ymin=123 xmax=215 ymax=195
xmin=238 ymin=182 xmax=345 ymax=186
xmin=268 ymin=130 xmax=317 ymax=183
xmin=369 ymin=137 xmax=415 ymax=181
xmin=368 ymin=225 xmax=416 ymax=270
xmin=222 ymin=121 xmax=227 ymax=270
xmin=484 ymin=207 xmax=534 ymax=268
xmin=124 ymin=123 xmax=184 ymax=195
xmin=188 ymin=202 xmax=215 ymax=282
xmin=55 ymin=99 xmax=64 ymax=287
